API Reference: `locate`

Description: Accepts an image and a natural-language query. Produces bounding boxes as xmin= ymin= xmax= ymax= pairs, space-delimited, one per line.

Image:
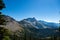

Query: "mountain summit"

xmin=19 ymin=17 xmax=44 ymax=29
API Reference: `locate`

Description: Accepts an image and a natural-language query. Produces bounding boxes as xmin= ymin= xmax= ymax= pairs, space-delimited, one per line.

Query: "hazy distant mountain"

xmin=38 ymin=20 xmax=59 ymax=28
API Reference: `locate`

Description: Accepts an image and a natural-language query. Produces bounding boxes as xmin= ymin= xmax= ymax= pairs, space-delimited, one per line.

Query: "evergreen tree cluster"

xmin=0 ymin=27 xmax=11 ymax=40
xmin=0 ymin=0 xmax=5 ymax=10
xmin=0 ymin=12 xmax=6 ymax=25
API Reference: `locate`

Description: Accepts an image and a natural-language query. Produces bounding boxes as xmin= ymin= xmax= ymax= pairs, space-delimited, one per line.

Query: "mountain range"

xmin=19 ymin=17 xmax=59 ymax=29
xmin=0 ymin=15 xmax=60 ymax=39
xmin=19 ymin=17 xmax=60 ymax=38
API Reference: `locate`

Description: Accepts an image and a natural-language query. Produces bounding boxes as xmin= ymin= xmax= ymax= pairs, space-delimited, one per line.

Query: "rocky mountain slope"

xmin=0 ymin=14 xmax=25 ymax=40
xmin=0 ymin=15 xmax=24 ymax=32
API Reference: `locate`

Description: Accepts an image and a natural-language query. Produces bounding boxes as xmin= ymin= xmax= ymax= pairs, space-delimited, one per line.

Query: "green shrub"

xmin=3 ymin=36 xmax=11 ymax=40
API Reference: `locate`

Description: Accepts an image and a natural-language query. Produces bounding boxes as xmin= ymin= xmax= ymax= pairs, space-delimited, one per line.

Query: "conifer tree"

xmin=0 ymin=0 xmax=5 ymax=10
xmin=0 ymin=0 xmax=6 ymax=25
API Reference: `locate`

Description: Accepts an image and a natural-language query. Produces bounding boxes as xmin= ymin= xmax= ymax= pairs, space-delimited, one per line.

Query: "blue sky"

xmin=2 ymin=0 xmax=60 ymax=23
